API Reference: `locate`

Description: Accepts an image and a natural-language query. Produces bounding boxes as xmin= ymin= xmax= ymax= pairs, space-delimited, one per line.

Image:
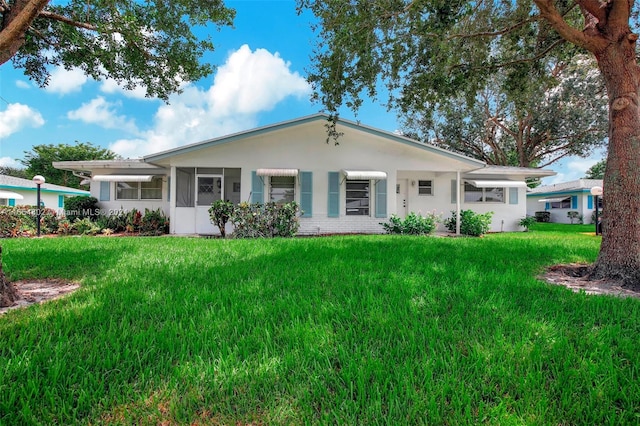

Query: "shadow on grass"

xmin=1 ymin=234 xmax=638 ymax=424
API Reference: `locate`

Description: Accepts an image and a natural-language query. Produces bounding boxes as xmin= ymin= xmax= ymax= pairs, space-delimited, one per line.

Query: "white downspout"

xmin=456 ymin=170 xmax=461 ymax=236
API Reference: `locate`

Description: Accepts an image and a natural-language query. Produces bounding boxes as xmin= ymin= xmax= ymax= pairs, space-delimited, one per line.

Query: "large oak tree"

xmin=1 ymin=0 xmax=235 ymax=100
xmin=298 ymin=0 xmax=640 ymax=287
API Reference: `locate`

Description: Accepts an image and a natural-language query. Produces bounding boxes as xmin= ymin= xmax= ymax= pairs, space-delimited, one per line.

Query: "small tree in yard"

xmin=208 ymin=200 xmax=234 ymax=238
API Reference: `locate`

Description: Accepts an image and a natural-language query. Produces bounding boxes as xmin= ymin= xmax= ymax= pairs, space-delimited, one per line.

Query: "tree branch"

xmin=38 ymin=10 xmax=97 ymax=31
xmin=576 ymin=0 xmax=608 ymax=24
xmin=534 ymin=0 xmax=607 ymax=53
xmin=0 ymin=0 xmax=50 ymax=65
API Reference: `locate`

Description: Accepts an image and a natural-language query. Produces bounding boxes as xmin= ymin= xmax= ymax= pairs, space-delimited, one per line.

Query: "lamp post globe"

xmin=32 ymin=175 xmax=46 ymax=237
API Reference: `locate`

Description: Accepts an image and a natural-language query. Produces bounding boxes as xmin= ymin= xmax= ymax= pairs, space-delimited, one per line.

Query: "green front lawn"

xmin=1 ymin=229 xmax=638 ymax=424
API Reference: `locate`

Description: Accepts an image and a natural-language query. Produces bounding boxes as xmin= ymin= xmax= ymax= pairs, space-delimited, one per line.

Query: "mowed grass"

xmin=1 ymin=227 xmax=639 ymax=425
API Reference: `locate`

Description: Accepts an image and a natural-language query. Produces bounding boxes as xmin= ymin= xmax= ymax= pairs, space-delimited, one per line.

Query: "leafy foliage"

xmin=139 ymin=209 xmax=170 ymax=236
xmin=64 ymin=196 xmax=99 ymax=222
xmin=0 ymin=206 xmax=59 ymax=237
xmin=519 ymin=216 xmax=537 ymax=231
xmin=0 ymin=166 xmax=28 ymax=179
xmin=535 ymin=211 xmax=551 ymax=223
xmin=585 ymin=160 xmax=606 ymax=179
xmin=444 ymin=210 xmax=493 ymax=237
xmin=230 ymin=202 xmax=301 ymax=238
xmin=21 ymin=143 xmax=117 ymax=189
xmin=208 ymin=200 xmax=235 ymax=238
xmin=2 ymin=0 xmax=236 ymax=100
xmin=403 ymin=56 xmax=607 ymax=168
xmin=381 ymin=212 xmax=440 ymax=235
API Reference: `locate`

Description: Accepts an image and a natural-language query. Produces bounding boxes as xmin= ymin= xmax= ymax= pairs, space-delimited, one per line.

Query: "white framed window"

xmin=270 ymin=176 xmax=295 ymax=204
xmin=418 ymin=180 xmax=433 ymax=195
xmin=550 ymin=197 xmax=571 ymax=209
xmin=116 ymin=179 xmax=162 ymax=200
xmin=464 ymin=183 xmax=504 ymax=203
xmin=346 ymin=180 xmax=370 ymax=215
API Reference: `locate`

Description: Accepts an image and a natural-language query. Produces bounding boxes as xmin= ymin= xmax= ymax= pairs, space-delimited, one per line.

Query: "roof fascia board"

xmin=527 ymin=189 xmax=592 ymax=197
xmin=0 ymin=184 xmax=89 ymax=195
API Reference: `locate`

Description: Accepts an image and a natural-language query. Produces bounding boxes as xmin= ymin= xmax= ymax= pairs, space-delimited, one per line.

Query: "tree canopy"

xmin=1 ymin=0 xmax=235 ymax=100
xmin=402 ymin=55 xmax=608 ymax=168
xmin=585 ymin=159 xmax=607 ymax=179
xmin=298 ymin=0 xmax=640 ymax=286
xmin=21 ymin=142 xmax=117 ymax=189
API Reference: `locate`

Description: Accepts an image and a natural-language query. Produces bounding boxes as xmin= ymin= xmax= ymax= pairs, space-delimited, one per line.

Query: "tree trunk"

xmin=0 ymin=246 xmax=18 ymax=308
xmin=591 ymin=33 xmax=640 ymax=289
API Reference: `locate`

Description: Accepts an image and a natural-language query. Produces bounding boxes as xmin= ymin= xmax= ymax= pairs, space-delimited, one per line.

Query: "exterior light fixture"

xmin=590 ymin=186 xmax=603 ymax=236
xmin=32 ymin=175 xmax=46 ymax=237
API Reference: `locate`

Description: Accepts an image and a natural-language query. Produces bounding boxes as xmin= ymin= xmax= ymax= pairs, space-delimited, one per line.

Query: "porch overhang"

xmin=0 ymin=190 xmax=24 ymax=199
xmin=465 ymin=179 xmax=527 ymax=188
xmin=92 ymin=175 xmax=156 ymax=182
xmin=341 ymin=170 xmax=387 ymax=180
xmin=538 ymin=197 xmax=568 ymax=203
xmin=256 ymin=168 xmax=299 ymax=177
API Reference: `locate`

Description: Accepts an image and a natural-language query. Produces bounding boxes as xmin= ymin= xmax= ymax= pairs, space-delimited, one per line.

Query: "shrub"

xmin=444 ymin=210 xmax=494 ymax=236
xmin=381 ymin=212 xmax=440 ymax=235
xmin=139 ymin=208 xmax=170 ymax=236
xmin=567 ymin=211 xmax=580 ymax=224
xmin=230 ymin=202 xmax=300 ymax=238
xmin=71 ymin=218 xmax=101 ymax=235
xmin=519 ymin=216 xmax=537 ymax=231
xmin=534 ymin=211 xmax=551 ymax=222
xmin=65 ymin=196 xmax=99 ymax=222
xmin=0 ymin=206 xmax=26 ymax=238
xmin=208 ymin=200 xmax=234 ymax=238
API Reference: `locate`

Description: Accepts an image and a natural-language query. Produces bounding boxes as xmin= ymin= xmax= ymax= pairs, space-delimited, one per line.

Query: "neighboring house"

xmin=53 ymin=114 xmax=555 ymax=235
xmin=0 ymin=175 xmax=90 ymax=215
xmin=526 ymin=179 xmax=603 ymax=224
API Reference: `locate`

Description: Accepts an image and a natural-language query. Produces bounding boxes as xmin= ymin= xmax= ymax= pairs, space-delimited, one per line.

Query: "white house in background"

xmin=53 ymin=114 xmax=555 ymax=235
xmin=0 ymin=175 xmax=90 ymax=214
xmin=526 ymin=179 xmax=603 ymax=224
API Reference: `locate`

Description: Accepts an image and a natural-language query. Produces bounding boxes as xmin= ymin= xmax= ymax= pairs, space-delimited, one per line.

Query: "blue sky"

xmin=0 ymin=0 xmax=601 ymax=184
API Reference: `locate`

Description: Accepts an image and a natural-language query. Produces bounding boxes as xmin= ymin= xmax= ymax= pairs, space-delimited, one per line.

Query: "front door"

xmin=396 ymin=179 xmax=408 ymax=217
xmin=196 ymin=175 xmax=222 ymax=234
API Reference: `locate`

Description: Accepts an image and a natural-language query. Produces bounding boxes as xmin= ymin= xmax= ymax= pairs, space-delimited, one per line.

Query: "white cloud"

xmin=0 ymin=103 xmax=45 ymax=139
xmin=45 ymin=67 xmax=88 ymax=94
xmin=542 ymin=151 xmax=606 ymax=185
xmin=99 ymin=78 xmax=152 ymax=100
xmin=15 ymin=80 xmax=31 ymax=89
xmin=109 ymin=45 xmax=311 ymax=158
xmin=0 ymin=157 xmax=22 ymax=168
xmin=67 ymin=97 xmax=139 ymax=134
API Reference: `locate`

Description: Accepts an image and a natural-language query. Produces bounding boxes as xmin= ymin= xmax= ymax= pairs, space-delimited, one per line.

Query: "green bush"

xmin=381 ymin=212 xmax=440 ymax=235
xmin=0 ymin=206 xmax=59 ymax=237
xmin=534 ymin=211 xmax=551 ymax=222
xmin=64 ymin=196 xmax=99 ymax=222
xmin=230 ymin=202 xmax=300 ymax=238
xmin=567 ymin=211 xmax=580 ymax=224
xmin=519 ymin=216 xmax=537 ymax=231
xmin=444 ymin=210 xmax=494 ymax=236
xmin=208 ymin=200 xmax=234 ymax=238
xmin=71 ymin=217 xmax=101 ymax=235
xmin=139 ymin=208 xmax=170 ymax=236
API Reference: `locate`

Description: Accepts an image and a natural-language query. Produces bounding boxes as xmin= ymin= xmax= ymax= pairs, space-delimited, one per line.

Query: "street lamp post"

xmin=32 ymin=175 xmax=45 ymax=237
xmin=590 ymin=186 xmax=603 ymax=236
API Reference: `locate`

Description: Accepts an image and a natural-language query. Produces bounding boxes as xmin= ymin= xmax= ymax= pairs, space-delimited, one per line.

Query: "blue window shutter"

xmin=328 ymin=172 xmax=339 ymax=217
xmin=375 ymin=179 xmax=387 ymax=218
xmin=8 ymin=199 xmax=15 ymax=207
xmin=451 ymin=180 xmax=457 ymax=204
xmin=587 ymin=195 xmax=593 ymax=209
xmin=300 ymin=171 xmax=312 ymax=217
xmin=545 ymin=202 xmax=550 ymax=210
xmin=251 ymin=171 xmax=263 ymax=204
xmin=571 ymin=195 xmax=578 ymax=209
xmin=509 ymin=187 xmax=518 ymax=205
xmin=99 ymin=181 xmax=110 ymax=201
xmin=58 ymin=195 xmax=64 ymax=208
